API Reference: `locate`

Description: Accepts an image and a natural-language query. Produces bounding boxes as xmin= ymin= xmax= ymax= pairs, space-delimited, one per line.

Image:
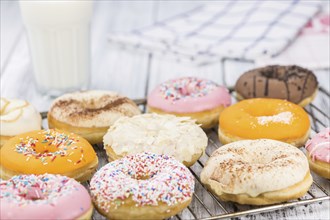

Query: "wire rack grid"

xmin=65 ymin=85 xmax=329 ymax=220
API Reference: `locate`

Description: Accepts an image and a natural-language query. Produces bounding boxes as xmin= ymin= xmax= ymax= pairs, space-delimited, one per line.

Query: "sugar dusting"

xmin=257 ymin=111 xmax=293 ymax=125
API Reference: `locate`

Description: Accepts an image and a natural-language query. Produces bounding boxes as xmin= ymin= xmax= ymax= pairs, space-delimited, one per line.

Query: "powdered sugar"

xmin=257 ymin=112 xmax=293 ymax=125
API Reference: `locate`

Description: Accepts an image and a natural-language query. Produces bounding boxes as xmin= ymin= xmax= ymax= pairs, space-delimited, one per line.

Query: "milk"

xmin=19 ymin=1 xmax=93 ymax=96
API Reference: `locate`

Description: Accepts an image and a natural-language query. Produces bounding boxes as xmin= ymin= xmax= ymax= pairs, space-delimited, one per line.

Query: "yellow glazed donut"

xmin=48 ymin=90 xmax=141 ymax=144
xmin=0 ymin=129 xmax=98 ymax=182
xmin=218 ymin=98 xmax=310 ymax=147
xmin=90 ymin=152 xmax=194 ymax=220
xmin=201 ymin=139 xmax=313 ymax=205
xmin=103 ymin=113 xmax=208 ymax=167
xmin=0 ymin=97 xmax=41 ymax=147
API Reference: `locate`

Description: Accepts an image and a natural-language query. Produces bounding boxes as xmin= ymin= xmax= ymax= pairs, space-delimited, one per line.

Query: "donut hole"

xmin=81 ymin=99 xmax=99 ymax=109
xmin=18 ymin=186 xmax=45 ymax=201
xmin=244 ymin=106 xmax=277 ymax=117
xmin=129 ymin=169 xmax=158 ymax=181
xmin=34 ymin=144 xmax=58 ymax=154
xmin=132 ymin=174 xmax=152 ymax=180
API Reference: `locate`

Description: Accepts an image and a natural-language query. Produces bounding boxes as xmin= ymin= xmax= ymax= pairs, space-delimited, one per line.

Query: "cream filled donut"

xmin=103 ymin=113 xmax=208 ymax=166
xmin=305 ymin=128 xmax=330 ymax=179
xmin=201 ymin=139 xmax=312 ymax=205
xmin=148 ymin=77 xmax=231 ymax=128
xmin=0 ymin=97 xmax=41 ymax=147
xmin=1 ymin=174 xmax=93 ymax=220
xmin=48 ymin=90 xmax=141 ymax=144
xmin=90 ymin=152 xmax=194 ymax=220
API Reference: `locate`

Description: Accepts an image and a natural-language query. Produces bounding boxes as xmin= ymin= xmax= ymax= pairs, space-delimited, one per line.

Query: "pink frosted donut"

xmin=305 ymin=127 xmax=330 ymax=179
xmin=1 ymin=174 xmax=93 ymax=219
xmin=147 ymin=77 xmax=231 ymax=128
xmin=90 ymin=152 xmax=194 ymax=220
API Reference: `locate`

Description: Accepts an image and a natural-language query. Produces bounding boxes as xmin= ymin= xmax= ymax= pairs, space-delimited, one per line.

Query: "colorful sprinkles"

xmin=160 ymin=77 xmax=218 ymax=102
xmin=0 ymin=174 xmax=77 ymax=206
xmin=90 ymin=152 xmax=194 ymax=212
xmin=14 ymin=129 xmax=82 ymax=165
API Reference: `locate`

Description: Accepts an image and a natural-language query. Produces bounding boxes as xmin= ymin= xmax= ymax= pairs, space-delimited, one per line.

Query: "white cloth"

xmin=256 ymin=12 xmax=330 ymax=69
xmin=108 ymin=0 xmax=322 ymax=65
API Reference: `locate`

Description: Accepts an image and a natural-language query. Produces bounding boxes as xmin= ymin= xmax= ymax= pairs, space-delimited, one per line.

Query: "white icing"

xmin=257 ymin=111 xmax=293 ymax=125
xmin=0 ymin=98 xmax=42 ymax=136
xmin=201 ymin=139 xmax=309 ymax=197
xmin=103 ymin=113 xmax=208 ymax=164
xmin=49 ymin=90 xmax=141 ymax=128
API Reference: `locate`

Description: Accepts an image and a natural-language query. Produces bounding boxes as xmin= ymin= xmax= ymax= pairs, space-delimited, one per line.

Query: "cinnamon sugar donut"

xmin=201 ymin=139 xmax=313 ymax=205
xmin=235 ymin=65 xmax=318 ymax=107
xmin=48 ymin=90 xmax=141 ymax=144
xmin=0 ymin=97 xmax=41 ymax=147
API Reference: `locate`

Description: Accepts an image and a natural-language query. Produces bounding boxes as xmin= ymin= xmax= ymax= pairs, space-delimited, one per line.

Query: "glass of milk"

xmin=19 ymin=0 xmax=93 ymax=96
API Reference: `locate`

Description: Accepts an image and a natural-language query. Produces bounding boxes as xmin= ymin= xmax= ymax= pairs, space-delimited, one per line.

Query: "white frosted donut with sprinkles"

xmin=0 ymin=174 xmax=93 ymax=220
xmin=90 ymin=152 xmax=194 ymax=220
xmin=148 ymin=77 xmax=231 ymax=128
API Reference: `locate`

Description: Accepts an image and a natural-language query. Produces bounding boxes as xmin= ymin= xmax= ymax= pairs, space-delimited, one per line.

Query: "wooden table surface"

xmin=1 ymin=1 xmax=329 ymax=220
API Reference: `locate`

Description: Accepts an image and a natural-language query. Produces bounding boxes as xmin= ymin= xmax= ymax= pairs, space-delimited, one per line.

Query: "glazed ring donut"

xmin=305 ymin=127 xmax=330 ymax=179
xmin=148 ymin=77 xmax=231 ymax=128
xmin=201 ymin=139 xmax=313 ymax=205
xmin=235 ymin=65 xmax=318 ymax=107
xmin=0 ymin=174 xmax=93 ymax=219
xmin=0 ymin=97 xmax=41 ymax=147
xmin=103 ymin=113 xmax=208 ymax=166
xmin=90 ymin=152 xmax=194 ymax=220
xmin=218 ymin=98 xmax=310 ymax=147
xmin=0 ymin=129 xmax=98 ymax=182
xmin=48 ymin=90 xmax=141 ymax=144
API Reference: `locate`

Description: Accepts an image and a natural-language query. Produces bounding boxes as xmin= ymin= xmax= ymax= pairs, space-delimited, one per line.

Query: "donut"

xmin=305 ymin=127 xmax=330 ymax=179
xmin=103 ymin=113 xmax=208 ymax=166
xmin=235 ymin=65 xmax=318 ymax=107
xmin=0 ymin=129 xmax=98 ymax=182
xmin=201 ymin=139 xmax=313 ymax=205
xmin=218 ymin=98 xmax=310 ymax=147
xmin=48 ymin=90 xmax=141 ymax=144
xmin=90 ymin=152 xmax=194 ymax=220
xmin=147 ymin=77 xmax=231 ymax=129
xmin=0 ymin=97 xmax=41 ymax=147
xmin=1 ymin=174 xmax=93 ymax=219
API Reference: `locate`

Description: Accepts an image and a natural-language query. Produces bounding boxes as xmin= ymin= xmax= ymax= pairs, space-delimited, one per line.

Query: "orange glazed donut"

xmin=218 ymin=98 xmax=310 ymax=147
xmin=0 ymin=129 xmax=98 ymax=182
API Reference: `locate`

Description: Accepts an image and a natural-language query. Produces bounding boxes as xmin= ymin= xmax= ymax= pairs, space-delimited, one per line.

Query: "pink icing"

xmin=305 ymin=127 xmax=330 ymax=163
xmin=147 ymin=77 xmax=231 ymax=113
xmin=1 ymin=174 xmax=91 ymax=220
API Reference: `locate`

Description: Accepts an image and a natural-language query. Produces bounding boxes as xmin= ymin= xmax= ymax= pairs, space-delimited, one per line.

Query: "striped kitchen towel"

xmin=256 ymin=12 xmax=330 ymax=69
xmin=108 ymin=0 xmax=322 ymax=65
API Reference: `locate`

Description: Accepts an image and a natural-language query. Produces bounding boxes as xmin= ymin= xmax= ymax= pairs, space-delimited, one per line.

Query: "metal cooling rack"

xmin=41 ymin=87 xmax=329 ymax=220
xmin=79 ymin=86 xmax=329 ymax=220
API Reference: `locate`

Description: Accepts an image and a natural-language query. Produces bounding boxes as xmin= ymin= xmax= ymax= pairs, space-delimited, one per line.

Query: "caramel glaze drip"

xmin=235 ymin=65 xmax=318 ymax=104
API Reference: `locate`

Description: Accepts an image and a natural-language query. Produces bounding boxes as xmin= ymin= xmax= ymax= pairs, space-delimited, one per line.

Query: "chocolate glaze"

xmin=235 ymin=65 xmax=318 ymax=104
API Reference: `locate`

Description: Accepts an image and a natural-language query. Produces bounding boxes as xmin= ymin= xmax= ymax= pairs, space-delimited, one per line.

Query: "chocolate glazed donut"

xmin=235 ymin=65 xmax=318 ymax=106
